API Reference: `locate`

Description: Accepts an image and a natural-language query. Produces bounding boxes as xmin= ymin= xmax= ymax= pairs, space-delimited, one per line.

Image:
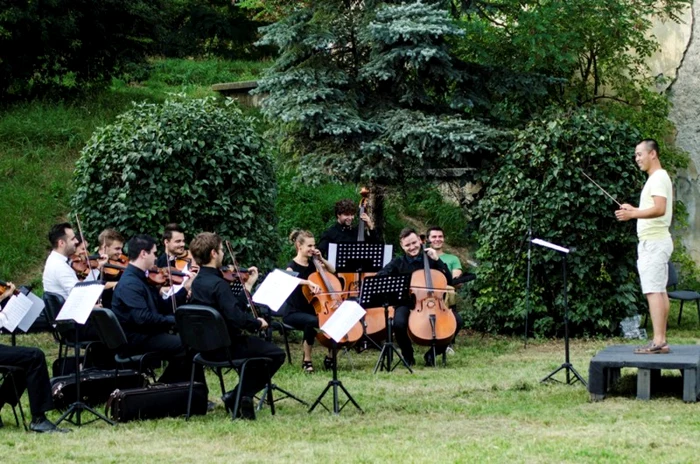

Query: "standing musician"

xmin=156 ymin=223 xmax=199 ymax=274
xmin=317 ymin=198 xmax=377 ymax=258
xmin=188 ymin=232 xmax=285 ymax=420
xmin=0 ymin=281 xmax=68 ymax=432
xmin=111 ymin=234 xmax=205 ymax=386
xmin=283 ymin=230 xmax=335 ymax=373
xmin=377 ymin=228 xmax=454 ymax=367
xmin=426 ymin=226 xmax=465 ymax=353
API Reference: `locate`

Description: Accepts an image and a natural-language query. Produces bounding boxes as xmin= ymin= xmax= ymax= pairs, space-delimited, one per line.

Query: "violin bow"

xmin=73 ymin=213 xmax=95 ymax=278
xmin=225 ymin=240 xmax=259 ymax=319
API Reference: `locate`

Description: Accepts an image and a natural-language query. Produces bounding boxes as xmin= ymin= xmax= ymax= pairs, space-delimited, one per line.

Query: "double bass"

xmin=303 ymin=255 xmax=363 ymax=349
xmin=407 ymin=246 xmax=457 ymax=347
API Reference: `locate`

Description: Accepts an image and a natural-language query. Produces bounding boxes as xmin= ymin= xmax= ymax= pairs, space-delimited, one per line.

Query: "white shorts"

xmin=637 ymin=237 xmax=673 ymax=294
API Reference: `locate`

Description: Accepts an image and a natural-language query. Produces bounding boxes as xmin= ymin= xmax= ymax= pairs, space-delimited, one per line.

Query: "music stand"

xmin=54 ymin=281 xmax=116 ymax=427
xmin=359 ymin=274 xmax=413 ymax=374
xmin=332 ymin=242 xmax=392 ymax=351
xmin=533 ymin=239 xmax=587 ymax=387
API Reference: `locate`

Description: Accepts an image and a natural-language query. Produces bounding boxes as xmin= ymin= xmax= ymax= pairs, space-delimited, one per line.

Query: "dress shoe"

xmin=239 ymin=396 xmax=256 ymax=421
xmin=29 ymin=418 xmax=69 ymax=433
xmin=424 ymin=351 xmax=436 ymax=367
xmin=207 ymin=401 xmax=216 ymax=412
xmin=221 ymin=390 xmax=237 ymax=412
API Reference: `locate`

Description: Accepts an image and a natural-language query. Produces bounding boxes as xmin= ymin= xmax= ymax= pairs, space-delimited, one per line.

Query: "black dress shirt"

xmin=189 ymin=266 xmax=261 ymax=336
xmin=317 ymin=222 xmax=376 ymax=258
xmin=111 ymin=264 xmax=186 ymax=343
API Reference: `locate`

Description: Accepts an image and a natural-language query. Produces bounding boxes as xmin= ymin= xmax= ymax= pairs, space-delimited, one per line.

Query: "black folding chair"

xmin=175 ymin=304 xmax=273 ymax=420
xmin=667 ymin=262 xmax=700 ymax=326
xmin=0 ymin=365 xmax=28 ymax=431
xmin=89 ymin=308 xmax=161 ymax=381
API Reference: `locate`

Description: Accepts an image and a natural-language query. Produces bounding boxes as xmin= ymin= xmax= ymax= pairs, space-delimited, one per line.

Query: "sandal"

xmin=634 ymin=342 xmax=670 ymax=354
xmin=323 ymin=355 xmax=335 ymax=370
xmin=302 ymin=360 xmax=314 ymax=373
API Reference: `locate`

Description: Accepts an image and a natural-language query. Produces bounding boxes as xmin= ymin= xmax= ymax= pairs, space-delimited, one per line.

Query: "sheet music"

xmin=531 ymin=238 xmax=570 ymax=254
xmin=17 ymin=292 xmax=45 ymax=332
xmin=320 ymin=300 xmax=366 ymax=343
xmin=328 ymin=244 xmax=338 ymax=267
xmin=56 ymin=281 xmax=104 ymax=324
xmin=252 ymin=269 xmax=301 ymax=312
xmin=0 ymin=293 xmax=33 ymax=332
xmin=382 ymin=245 xmax=393 ymax=266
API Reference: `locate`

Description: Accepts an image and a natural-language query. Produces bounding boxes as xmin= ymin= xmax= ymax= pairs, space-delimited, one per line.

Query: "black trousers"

xmin=393 ymin=306 xmax=464 ymax=361
xmin=221 ymin=335 xmax=286 ymax=398
xmin=0 ymin=344 xmax=53 ymax=418
xmin=131 ymin=333 xmax=206 ymax=389
xmin=283 ymin=311 xmax=319 ymax=346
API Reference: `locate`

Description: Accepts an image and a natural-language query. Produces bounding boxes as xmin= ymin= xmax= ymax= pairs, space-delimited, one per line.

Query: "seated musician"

xmin=94 ymin=229 xmax=126 ymax=308
xmin=0 ymin=282 xmax=68 ymax=432
xmin=156 ymin=223 xmax=199 ymax=274
xmin=426 ymin=226 xmax=465 ymax=352
xmin=111 ymin=235 xmax=205 ymax=387
xmin=283 ymin=230 xmax=335 ymax=373
xmin=188 ymin=232 xmax=285 ymax=420
xmin=376 ymin=228 xmax=454 ymax=367
xmin=317 ymin=199 xmax=377 ymax=258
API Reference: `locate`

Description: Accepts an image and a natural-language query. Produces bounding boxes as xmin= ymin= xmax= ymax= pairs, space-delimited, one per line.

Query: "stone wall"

xmin=668 ymin=4 xmax=700 ymax=262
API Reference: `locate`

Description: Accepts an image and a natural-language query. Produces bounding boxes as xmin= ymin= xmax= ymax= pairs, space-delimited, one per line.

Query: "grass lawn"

xmin=2 ymin=319 xmax=700 ymax=463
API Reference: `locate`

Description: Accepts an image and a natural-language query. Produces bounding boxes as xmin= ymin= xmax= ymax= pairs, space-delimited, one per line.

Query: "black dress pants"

xmin=283 ymin=311 xmax=319 ymax=346
xmin=227 ymin=335 xmax=286 ymax=397
xmin=0 ymin=344 xmax=53 ymax=418
xmin=392 ymin=306 xmax=463 ymax=360
xmin=132 ymin=332 xmax=206 ymax=389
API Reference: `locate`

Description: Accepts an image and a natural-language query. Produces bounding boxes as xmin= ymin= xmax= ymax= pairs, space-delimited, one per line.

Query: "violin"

xmin=224 ymin=241 xmax=259 ymax=319
xmin=221 ymin=266 xmax=249 ymax=284
xmin=303 ymin=255 xmax=363 ymax=348
xmin=0 ymin=280 xmax=19 ymax=297
xmin=407 ymin=246 xmax=457 ymax=347
xmin=71 ymin=253 xmax=101 ymax=279
xmin=103 ymin=253 xmax=129 ymax=281
xmin=145 ymin=267 xmax=190 ymax=287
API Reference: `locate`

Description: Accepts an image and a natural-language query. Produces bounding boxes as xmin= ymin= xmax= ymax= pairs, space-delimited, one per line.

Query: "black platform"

xmin=589 ymin=344 xmax=700 ymax=402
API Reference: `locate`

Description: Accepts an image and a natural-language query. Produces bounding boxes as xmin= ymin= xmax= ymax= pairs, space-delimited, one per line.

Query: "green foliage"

xmin=255 ymin=1 xmax=511 ymax=186
xmin=456 ymin=0 xmax=691 ymax=105
xmin=0 ymin=0 xmax=163 ymax=99
xmin=146 ymin=58 xmax=271 ymax=87
xmin=157 ymin=0 xmax=272 ymax=60
xmin=71 ymin=98 xmax=279 ymax=269
xmin=471 ymin=107 xmax=648 ymax=336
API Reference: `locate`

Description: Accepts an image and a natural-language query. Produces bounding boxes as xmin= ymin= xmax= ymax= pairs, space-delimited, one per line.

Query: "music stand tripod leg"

xmin=308 ymin=347 xmax=362 ymax=415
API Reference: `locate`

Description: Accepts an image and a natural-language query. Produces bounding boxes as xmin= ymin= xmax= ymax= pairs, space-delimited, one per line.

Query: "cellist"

xmin=376 ymin=227 xmax=453 ymax=367
xmin=317 ymin=198 xmax=377 ymax=258
xmin=282 ymin=229 xmax=335 ymax=373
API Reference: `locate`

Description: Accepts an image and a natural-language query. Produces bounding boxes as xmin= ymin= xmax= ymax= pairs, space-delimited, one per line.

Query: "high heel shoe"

xmin=302 ymin=360 xmax=314 ymax=373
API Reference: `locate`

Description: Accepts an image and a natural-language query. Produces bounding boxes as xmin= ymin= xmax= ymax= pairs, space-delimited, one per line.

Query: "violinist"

xmin=376 ymin=228 xmax=453 ymax=367
xmin=283 ymin=230 xmax=335 ymax=373
xmin=156 ymin=223 xmax=199 ymax=274
xmin=317 ymin=198 xmax=377 ymax=258
xmin=111 ymin=235 xmax=205 ymax=386
xmin=94 ymin=228 xmax=126 ymax=308
xmin=42 ymin=222 xmax=81 ymax=299
xmin=0 ymin=281 xmax=68 ymax=432
xmin=188 ymin=232 xmax=285 ymax=419
xmin=426 ymin=226 xmax=465 ymax=354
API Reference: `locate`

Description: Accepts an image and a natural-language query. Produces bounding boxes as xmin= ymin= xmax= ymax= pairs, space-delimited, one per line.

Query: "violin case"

xmin=106 ymin=381 xmax=208 ymax=423
xmin=51 ymin=369 xmax=147 ymax=410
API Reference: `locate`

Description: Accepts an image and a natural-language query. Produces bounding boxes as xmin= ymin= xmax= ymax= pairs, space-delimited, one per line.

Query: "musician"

xmin=0 ymin=282 xmax=68 ymax=432
xmin=111 ymin=234 xmax=205 ymax=386
xmin=42 ymin=222 xmax=81 ymax=299
xmin=317 ymin=198 xmax=377 ymax=258
xmin=283 ymin=230 xmax=335 ymax=373
xmin=188 ymin=232 xmax=285 ymax=419
xmin=156 ymin=223 xmax=199 ymax=274
xmin=377 ymin=228 xmax=454 ymax=367
xmin=426 ymin=226 xmax=465 ymax=355
xmin=94 ymin=229 xmax=126 ymax=308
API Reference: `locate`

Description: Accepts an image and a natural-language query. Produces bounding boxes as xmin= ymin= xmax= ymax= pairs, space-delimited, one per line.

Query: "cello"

xmin=407 ymin=246 xmax=457 ymax=348
xmin=303 ymin=255 xmax=363 ymax=349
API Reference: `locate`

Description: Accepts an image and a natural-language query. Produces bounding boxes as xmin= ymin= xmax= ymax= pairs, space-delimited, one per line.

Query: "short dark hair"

xmin=126 ymin=234 xmax=157 ymax=261
xmin=190 ymin=232 xmax=222 ymax=266
xmin=399 ymin=227 xmax=418 ymax=241
xmin=334 ymin=199 xmax=356 ymax=217
xmin=640 ymin=139 xmax=660 ymax=157
xmin=426 ymin=226 xmax=444 ymax=237
xmin=162 ymin=223 xmax=184 ymax=241
xmin=48 ymin=222 xmax=72 ymax=249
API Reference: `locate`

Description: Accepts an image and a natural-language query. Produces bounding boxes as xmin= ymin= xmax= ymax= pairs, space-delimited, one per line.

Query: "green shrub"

xmin=470 ymin=107 xmax=648 ymax=337
xmin=71 ymin=97 xmax=278 ymax=269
